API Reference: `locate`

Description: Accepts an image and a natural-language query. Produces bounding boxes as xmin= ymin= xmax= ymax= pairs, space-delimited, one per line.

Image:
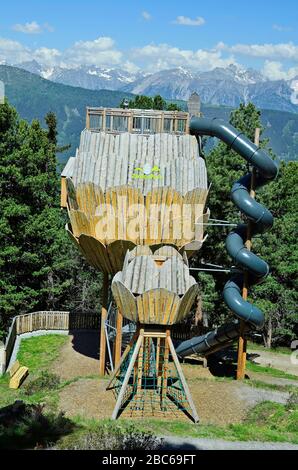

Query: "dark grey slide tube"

xmin=176 ymin=118 xmax=278 ymax=358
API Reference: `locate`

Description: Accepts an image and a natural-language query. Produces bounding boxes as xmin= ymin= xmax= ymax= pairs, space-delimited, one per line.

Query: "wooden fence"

xmin=1 ymin=311 xmax=101 ymax=373
xmin=0 ymin=310 xmax=194 ymax=374
xmin=15 ymin=311 xmax=100 ymax=335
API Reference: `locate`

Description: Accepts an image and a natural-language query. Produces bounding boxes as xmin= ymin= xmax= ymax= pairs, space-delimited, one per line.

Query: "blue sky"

xmin=1 ymin=0 xmax=298 ymax=79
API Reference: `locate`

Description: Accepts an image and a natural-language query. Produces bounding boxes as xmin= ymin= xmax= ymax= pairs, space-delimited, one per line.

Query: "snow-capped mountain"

xmin=16 ymin=60 xmax=145 ymax=91
xmin=122 ymin=65 xmax=298 ymax=113
xmin=14 ymin=61 xmax=298 ymax=113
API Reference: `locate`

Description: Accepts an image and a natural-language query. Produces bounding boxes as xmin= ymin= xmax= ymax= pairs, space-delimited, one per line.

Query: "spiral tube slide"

xmin=176 ymin=117 xmax=278 ymax=358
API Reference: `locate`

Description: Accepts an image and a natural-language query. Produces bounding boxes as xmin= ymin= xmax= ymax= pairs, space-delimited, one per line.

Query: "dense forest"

xmin=0 ymin=99 xmax=297 ymax=347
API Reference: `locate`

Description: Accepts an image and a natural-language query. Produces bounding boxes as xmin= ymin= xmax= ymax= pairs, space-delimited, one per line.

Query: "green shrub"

xmin=0 ymin=401 xmax=75 ymax=449
xmin=23 ymin=372 xmax=60 ymax=396
xmin=286 ymin=391 xmax=298 ymax=410
xmin=58 ymin=422 xmax=162 ymax=450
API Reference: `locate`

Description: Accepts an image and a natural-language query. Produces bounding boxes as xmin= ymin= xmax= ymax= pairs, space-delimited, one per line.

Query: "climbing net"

xmin=109 ymin=335 xmax=195 ymax=420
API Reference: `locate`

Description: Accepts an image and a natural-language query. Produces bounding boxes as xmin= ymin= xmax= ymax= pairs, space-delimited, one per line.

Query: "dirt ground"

xmin=53 ymin=335 xmax=292 ymax=426
xmin=51 ymin=332 xmax=100 ymax=379
xmin=58 ymin=375 xmax=248 ymax=425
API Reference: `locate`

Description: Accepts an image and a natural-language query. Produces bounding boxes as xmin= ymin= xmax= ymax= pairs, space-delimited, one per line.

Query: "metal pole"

xmin=99 ymin=272 xmax=109 ymax=375
xmin=236 ymin=128 xmax=260 ymax=380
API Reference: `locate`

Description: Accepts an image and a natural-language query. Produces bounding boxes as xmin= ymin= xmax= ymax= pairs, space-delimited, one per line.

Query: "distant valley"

xmin=0 ymin=65 xmax=297 ymax=164
xmin=16 ymin=60 xmax=298 ymax=115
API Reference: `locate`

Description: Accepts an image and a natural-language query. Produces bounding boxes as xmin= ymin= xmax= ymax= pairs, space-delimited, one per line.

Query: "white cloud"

xmin=142 ymin=11 xmax=152 ymax=21
xmin=173 ymin=16 xmax=205 ymax=26
xmin=12 ymin=21 xmax=54 ymax=34
xmin=218 ymin=42 xmax=298 ymax=61
xmin=64 ymin=37 xmax=122 ymax=66
xmin=0 ymin=37 xmax=31 ymax=63
xmin=33 ymin=47 xmax=61 ymax=66
xmin=131 ymin=43 xmax=235 ymax=71
xmin=262 ymin=60 xmax=298 ymax=81
xmin=2 ymin=33 xmax=298 ymax=81
xmin=272 ymin=24 xmax=291 ymax=32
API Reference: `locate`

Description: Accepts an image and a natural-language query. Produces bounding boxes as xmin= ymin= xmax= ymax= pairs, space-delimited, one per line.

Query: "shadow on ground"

xmin=69 ymin=330 xmax=100 ymax=360
xmin=0 ymin=401 xmax=75 ymax=449
xmin=206 ymin=347 xmax=258 ymax=379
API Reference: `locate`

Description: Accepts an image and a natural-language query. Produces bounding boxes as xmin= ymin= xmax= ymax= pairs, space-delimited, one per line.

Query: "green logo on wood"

xmin=132 ymin=164 xmax=161 ymax=179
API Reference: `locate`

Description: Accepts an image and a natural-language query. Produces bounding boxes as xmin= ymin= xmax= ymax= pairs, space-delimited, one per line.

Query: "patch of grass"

xmin=0 ymin=335 xmax=68 ymax=411
xmin=69 ymin=399 xmax=298 ymax=445
xmin=23 ymin=372 xmax=61 ymax=396
xmin=17 ymin=334 xmax=68 ymax=373
xmin=131 ymin=401 xmax=298 ymax=444
xmin=246 ymin=361 xmax=298 ymax=381
xmin=247 ymin=342 xmax=292 ymax=355
xmin=286 ymin=391 xmax=298 ymax=410
xmin=246 ymin=379 xmax=298 ymax=394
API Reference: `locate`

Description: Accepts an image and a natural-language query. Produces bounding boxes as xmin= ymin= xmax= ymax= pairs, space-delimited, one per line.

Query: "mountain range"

xmin=0 ymin=65 xmax=297 ymax=164
xmin=14 ymin=60 xmax=298 ymax=114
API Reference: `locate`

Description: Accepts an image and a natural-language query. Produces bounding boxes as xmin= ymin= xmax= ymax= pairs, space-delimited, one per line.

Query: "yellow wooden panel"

xmin=136 ymin=289 xmax=179 ymax=325
xmin=112 ymin=281 xmax=138 ymax=322
xmin=107 ymin=240 xmax=136 ymax=273
xmin=60 ymin=177 xmax=67 ymax=208
xmin=176 ymin=284 xmax=199 ymax=323
xmin=68 ymin=210 xmax=92 ymax=237
xmin=79 ymin=234 xmax=113 ymax=273
xmin=66 ymin=178 xmax=78 ymax=210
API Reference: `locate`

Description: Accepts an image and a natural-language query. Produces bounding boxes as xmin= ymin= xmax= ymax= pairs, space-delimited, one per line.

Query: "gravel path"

xmin=250 ymin=350 xmax=298 ymax=376
xmin=235 ymin=384 xmax=289 ymax=405
xmin=248 ymin=371 xmax=298 ymax=388
xmin=161 ymin=436 xmax=298 ymax=450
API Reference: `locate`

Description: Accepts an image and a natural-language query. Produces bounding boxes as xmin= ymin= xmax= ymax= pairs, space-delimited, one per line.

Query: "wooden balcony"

xmin=86 ymin=107 xmax=190 ymax=135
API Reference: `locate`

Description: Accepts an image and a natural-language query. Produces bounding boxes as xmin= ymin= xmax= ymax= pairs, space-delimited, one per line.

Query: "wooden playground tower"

xmin=60 ymin=95 xmax=252 ymax=420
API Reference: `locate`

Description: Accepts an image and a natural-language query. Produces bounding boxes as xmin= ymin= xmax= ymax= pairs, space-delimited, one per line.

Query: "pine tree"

xmin=0 ymin=101 xmax=103 ymax=337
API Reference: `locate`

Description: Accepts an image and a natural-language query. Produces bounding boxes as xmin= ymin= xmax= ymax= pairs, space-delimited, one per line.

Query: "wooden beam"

xmin=99 ymin=272 xmax=109 ymax=375
xmin=114 ymin=309 xmax=123 ymax=368
xmin=168 ymin=335 xmax=199 ymax=423
xmin=60 ymin=177 xmax=67 ymax=208
xmin=111 ymin=330 xmax=144 ymax=420
xmin=86 ymin=108 xmax=90 ymax=129
xmin=106 ymin=327 xmax=139 ymax=390
xmin=236 ymin=128 xmax=260 ymax=380
xmin=160 ymin=329 xmax=170 ymax=410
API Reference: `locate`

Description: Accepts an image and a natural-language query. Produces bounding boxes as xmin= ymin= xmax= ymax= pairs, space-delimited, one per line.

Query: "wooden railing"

xmin=0 ymin=311 xmax=101 ymax=373
xmin=86 ymin=107 xmax=190 ymax=135
xmin=16 ymin=311 xmax=69 ymax=334
xmin=0 ymin=310 xmax=194 ymax=374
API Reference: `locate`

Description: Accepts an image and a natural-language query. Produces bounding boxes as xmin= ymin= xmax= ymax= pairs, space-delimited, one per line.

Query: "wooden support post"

xmin=114 ymin=309 xmax=123 ymax=368
xmin=86 ymin=108 xmax=90 ymax=129
xmin=99 ymin=272 xmax=109 ymax=376
xmin=136 ymin=332 xmax=144 ymax=398
xmin=60 ymin=177 xmax=67 ymax=208
xmin=160 ymin=329 xmax=170 ymax=410
xmin=111 ymin=331 xmax=144 ymax=420
xmin=236 ymin=128 xmax=260 ymax=380
xmin=106 ymin=328 xmax=139 ymax=390
xmin=168 ymin=335 xmax=199 ymax=423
